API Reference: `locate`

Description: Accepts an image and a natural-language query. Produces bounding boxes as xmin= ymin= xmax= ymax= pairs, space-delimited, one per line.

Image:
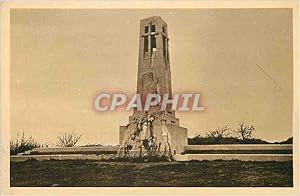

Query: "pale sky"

xmin=10 ymin=9 xmax=293 ymax=145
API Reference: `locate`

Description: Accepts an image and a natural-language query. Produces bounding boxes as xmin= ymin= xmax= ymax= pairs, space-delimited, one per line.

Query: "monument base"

xmin=119 ymin=112 xmax=187 ymax=156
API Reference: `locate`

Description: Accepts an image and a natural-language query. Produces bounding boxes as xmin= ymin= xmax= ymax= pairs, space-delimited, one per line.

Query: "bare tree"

xmin=56 ymin=132 xmax=82 ymax=147
xmin=206 ymin=125 xmax=231 ymax=138
xmin=235 ymin=122 xmax=255 ymax=140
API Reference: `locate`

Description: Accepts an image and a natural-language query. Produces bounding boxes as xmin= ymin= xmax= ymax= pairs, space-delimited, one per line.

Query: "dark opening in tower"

xmin=144 ymin=36 xmax=148 ymax=55
xmin=144 ymin=26 xmax=149 ymax=33
xmin=163 ymin=36 xmax=166 ymax=58
xmin=151 ymin=24 xmax=156 ymax=32
xmin=151 ymin=35 xmax=156 ymax=50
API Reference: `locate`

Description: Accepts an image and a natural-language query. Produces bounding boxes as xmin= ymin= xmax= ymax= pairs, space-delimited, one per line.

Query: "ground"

xmin=10 ymin=160 xmax=293 ymax=187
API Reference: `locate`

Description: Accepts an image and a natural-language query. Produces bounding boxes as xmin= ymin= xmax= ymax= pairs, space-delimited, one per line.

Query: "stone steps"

xmin=11 ymin=153 xmax=293 ymax=162
xmin=185 ymin=144 xmax=292 ymax=151
xmin=11 ymin=144 xmax=293 ymax=162
xmin=173 ymin=154 xmax=292 ymax=162
xmin=17 ymin=146 xmax=119 ymax=156
xmin=11 ymin=154 xmax=117 ymax=162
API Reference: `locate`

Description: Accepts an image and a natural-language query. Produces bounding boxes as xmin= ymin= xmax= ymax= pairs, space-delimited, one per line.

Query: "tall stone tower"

xmin=119 ymin=16 xmax=187 ymax=156
xmin=133 ymin=16 xmax=179 ymax=124
xmin=135 ymin=16 xmax=172 ymax=115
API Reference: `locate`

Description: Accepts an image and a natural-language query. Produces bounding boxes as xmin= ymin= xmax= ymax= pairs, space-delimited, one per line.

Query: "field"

xmin=10 ymin=160 xmax=293 ymax=187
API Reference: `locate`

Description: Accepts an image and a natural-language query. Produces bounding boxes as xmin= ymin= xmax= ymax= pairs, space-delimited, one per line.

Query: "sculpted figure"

xmin=161 ymin=117 xmax=171 ymax=157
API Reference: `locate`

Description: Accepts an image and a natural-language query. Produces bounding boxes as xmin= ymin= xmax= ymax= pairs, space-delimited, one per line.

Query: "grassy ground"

xmin=10 ymin=160 xmax=293 ymax=187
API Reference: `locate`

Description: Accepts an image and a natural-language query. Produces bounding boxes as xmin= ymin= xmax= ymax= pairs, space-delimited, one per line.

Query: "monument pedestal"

xmin=119 ymin=113 xmax=187 ymax=155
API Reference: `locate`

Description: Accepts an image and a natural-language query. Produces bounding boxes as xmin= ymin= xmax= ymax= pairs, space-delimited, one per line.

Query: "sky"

xmin=10 ymin=9 xmax=293 ymax=145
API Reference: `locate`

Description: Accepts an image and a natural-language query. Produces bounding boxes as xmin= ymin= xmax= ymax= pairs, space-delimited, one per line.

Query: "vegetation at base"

xmin=277 ymin=137 xmax=293 ymax=144
xmin=188 ymin=122 xmax=293 ymax=145
xmin=10 ymin=131 xmax=83 ymax=155
xmin=10 ymin=160 xmax=293 ymax=187
xmin=188 ymin=136 xmax=270 ymax=145
xmin=188 ymin=136 xmax=293 ymax=145
xmin=10 ymin=132 xmax=42 ymax=155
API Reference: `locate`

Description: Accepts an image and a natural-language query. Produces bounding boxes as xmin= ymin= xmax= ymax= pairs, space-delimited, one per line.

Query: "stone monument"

xmin=119 ymin=16 xmax=187 ymax=158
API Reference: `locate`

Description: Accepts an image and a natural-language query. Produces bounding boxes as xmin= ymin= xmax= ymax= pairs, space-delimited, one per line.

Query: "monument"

xmin=119 ymin=16 xmax=188 ymax=158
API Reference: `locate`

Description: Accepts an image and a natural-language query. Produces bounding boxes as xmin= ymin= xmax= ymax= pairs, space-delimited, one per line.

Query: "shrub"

xmin=188 ymin=136 xmax=269 ymax=145
xmin=10 ymin=132 xmax=40 ymax=155
xmin=277 ymin=137 xmax=293 ymax=144
xmin=235 ymin=122 xmax=255 ymax=140
xmin=56 ymin=132 xmax=82 ymax=147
